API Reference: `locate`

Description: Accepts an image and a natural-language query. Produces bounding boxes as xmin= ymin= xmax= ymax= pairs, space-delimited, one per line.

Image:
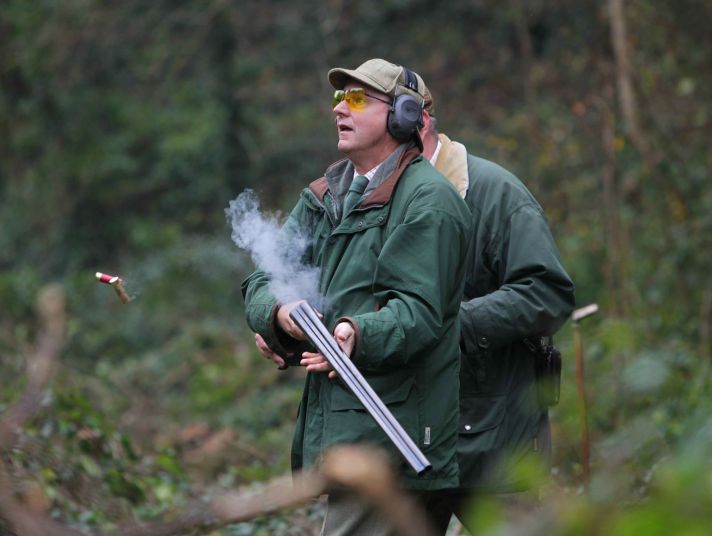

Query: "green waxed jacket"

xmin=435 ymin=134 xmax=575 ymax=493
xmin=242 ymin=144 xmax=472 ymax=490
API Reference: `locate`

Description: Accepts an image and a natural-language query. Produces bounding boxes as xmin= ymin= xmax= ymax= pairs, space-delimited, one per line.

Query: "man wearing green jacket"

xmin=251 ymin=62 xmax=575 ymax=532
xmin=242 ymin=59 xmax=472 ymax=535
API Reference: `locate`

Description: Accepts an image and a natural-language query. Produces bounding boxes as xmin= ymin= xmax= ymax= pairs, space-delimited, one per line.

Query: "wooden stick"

xmin=571 ymin=303 xmax=598 ymax=491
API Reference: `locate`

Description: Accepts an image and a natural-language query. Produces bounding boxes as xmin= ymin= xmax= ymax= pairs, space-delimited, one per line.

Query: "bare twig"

xmin=0 ymin=284 xmax=65 ymax=449
xmin=0 ymin=285 xmax=87 ymax=536
xmin=0 ymin=466 xmax=87 ymax=536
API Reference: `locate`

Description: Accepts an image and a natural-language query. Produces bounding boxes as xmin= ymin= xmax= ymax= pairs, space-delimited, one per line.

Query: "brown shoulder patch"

xmin=362 ymin=146 xmax=422 ymax=207
xmin=309 ymin=176 xmax=329 ymax=202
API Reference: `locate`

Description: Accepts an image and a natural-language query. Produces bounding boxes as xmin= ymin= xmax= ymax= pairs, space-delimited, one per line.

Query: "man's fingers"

xmin=254 ymin=333 xmax=286 ymax=368
xmin=333 ymin=323 xmax=356 ymax=356
xmin=300 ymin=352 xmax=329 ymax=366
xmin=277 ymin=300 xmax=308 ymax=341
xmin=300 ymin=351 xmax=335 ymax=373
xmin=255 ymin=333 xmax=271 ymax=355
xmin=304 ymin=362 xmax=332 ymax=372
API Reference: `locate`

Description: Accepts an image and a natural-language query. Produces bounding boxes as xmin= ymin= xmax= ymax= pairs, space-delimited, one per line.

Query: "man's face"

xmin=333 ymin=82 xmax=394 ymax=161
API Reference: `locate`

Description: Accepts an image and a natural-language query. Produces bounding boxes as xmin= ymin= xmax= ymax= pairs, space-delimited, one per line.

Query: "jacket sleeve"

xmin=241 ymin=196 xmax=314 ymax=355
xmin=347 ymin=185 xmax=471 ymax=371
xmin=459 ymin=203 xmax=575 ymax=353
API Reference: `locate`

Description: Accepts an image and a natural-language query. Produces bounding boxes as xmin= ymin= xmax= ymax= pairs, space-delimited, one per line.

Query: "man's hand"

xmin=301 ymin=321 xmax=355 ymax=379
xmin=276 ymin=301 xmax=308 ymax=341
xmin=334 ymin=321 xmax=356 ymax=356
xmin=255 ymin=333 xmax=286 ymax=369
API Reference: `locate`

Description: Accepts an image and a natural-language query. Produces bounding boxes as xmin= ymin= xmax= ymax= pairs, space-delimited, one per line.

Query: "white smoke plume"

xmin=226 ymin=190 xmax=324 ymax=308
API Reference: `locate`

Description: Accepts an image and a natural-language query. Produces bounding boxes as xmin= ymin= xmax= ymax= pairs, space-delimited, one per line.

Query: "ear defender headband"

xmin=386 ymin=67 xmax=425 ymax=143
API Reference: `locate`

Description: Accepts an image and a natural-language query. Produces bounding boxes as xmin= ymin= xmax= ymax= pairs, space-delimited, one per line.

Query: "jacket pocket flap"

xmin=459 ymin=395 xmax=506 ymax=434
xmin=331 ymin=375 xmax=415 ymax=411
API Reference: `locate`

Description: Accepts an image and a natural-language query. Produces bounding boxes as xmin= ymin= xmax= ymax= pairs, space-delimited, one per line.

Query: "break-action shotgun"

xmin=289 ymin=302 xmax=431 ymax=475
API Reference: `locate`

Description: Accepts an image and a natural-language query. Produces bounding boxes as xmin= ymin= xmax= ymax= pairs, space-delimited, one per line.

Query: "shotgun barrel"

xmin=289 ymin=302 xmax=431 ymax=475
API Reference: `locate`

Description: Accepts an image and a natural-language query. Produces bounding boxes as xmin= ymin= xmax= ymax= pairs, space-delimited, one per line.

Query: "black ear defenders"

xmin=386 ymin=67 xmax=424 ymax=142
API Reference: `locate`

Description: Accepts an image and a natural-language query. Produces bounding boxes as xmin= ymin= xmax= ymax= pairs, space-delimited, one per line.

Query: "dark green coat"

xmin=242 ymin=144 xmax=472 ymax=490
xmin=434 ymin=135 xmax=575 ymax=493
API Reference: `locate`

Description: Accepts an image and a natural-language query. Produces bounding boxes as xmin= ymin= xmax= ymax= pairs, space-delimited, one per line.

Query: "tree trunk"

xmin=608 ymin=0 xmax=653 ymax=174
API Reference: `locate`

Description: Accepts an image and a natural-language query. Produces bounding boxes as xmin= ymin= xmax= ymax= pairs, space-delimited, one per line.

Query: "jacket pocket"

xmin=459 ymin=395 xmax=506 ymax=435
xmin=331 ymin=374 xmax=415 ymax=411
xmin=460 ymin=347 xmax=491 ymax=396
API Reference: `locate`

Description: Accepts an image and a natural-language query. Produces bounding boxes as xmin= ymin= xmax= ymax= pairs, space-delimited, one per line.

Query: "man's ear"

xmin=419 ymin=109 xmax=438 ymax=159
xmin=421 ymin=109 xmax=432 ymax=134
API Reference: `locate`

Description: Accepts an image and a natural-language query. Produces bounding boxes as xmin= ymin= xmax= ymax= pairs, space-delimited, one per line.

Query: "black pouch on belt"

xmin=525 ymin=337 xmax=562 ymax=407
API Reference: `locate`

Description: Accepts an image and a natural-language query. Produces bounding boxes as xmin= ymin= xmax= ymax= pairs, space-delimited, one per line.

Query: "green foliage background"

xmin=1 ymin=0 xmax=711 ymax=533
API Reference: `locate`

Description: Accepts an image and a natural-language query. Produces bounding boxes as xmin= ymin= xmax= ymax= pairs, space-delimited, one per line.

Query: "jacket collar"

xmin=434 ymin=133 xmax=469 ymax=199
xmin=309 ymin=143 xmax=422 ymax=209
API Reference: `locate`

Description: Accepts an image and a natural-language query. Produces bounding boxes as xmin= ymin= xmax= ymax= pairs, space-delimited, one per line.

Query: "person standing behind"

xmin=417 ymin=104 xmax=575 ymax=532
xmin=242 ymin=59 xmax=472 ymax=535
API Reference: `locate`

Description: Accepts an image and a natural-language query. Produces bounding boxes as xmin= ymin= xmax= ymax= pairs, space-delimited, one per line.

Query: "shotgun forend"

xmin=289 ymin=302 xmax=431 ymax=475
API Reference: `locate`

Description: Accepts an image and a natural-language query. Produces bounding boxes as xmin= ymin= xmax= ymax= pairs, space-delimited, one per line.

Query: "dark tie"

xmin=343 ymin=175 xmax=369 ymax=217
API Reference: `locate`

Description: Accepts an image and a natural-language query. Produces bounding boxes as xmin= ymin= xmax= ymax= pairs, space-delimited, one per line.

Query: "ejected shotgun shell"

xmin=95 ymin=272 xmax=131 ymax=304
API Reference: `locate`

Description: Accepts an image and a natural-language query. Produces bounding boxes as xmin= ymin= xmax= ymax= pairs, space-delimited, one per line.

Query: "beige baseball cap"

xmin=328 ymin=58 xmax=435 ymax=115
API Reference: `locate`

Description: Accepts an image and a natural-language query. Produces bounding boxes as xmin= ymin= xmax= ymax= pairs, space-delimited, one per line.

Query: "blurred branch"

xmin=114 ymin=467 xmax=325 ymax=535
xmin=0 ymin=285 xmax=86 ymax=535
xmin=0 ymin=284 xmax=65 ymax=450
xmin=112 ymin=446 xmax=436 ymax=536
xmin=318 ymin=446 xmax=437 ymax=536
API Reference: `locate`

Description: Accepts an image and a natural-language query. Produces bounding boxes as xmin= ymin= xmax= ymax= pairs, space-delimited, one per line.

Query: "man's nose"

xmin=333 ymin=99 xmax=350 ymax=116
